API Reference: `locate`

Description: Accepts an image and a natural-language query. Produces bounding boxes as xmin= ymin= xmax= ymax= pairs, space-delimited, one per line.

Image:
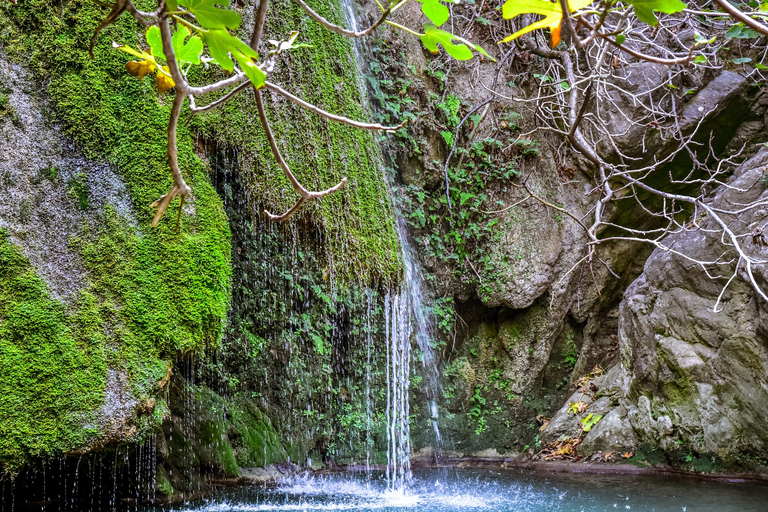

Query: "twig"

xmin=254 ymin=88 xmax=347 ymax=222
xmin=265 ymin=81 xmax=406 ymax=132
xmin=295 ymin=0 xmax=393 ymax=38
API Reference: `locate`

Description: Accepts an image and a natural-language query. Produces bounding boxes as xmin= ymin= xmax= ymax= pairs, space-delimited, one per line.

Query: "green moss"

xmin=229 ymin=396 xmax=289 ymax=467
xmin=189 ymin=0 xmax=400 ymax=283
xmin=0 ymin=0 xmax=231 ymax=469
xmin=67 ymin=173 xmax=90 ymax=211
xmin=199 ymin=420 xmax=239 ymax=476
xmin=0 ymin=230 xmax=107 ymax=468
xmin=154 ymin=465 xmax=175 ymax=497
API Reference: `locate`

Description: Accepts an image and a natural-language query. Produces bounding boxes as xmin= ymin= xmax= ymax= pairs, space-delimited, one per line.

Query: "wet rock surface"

xmin=0 ymin=56 xmax=134 ymax=304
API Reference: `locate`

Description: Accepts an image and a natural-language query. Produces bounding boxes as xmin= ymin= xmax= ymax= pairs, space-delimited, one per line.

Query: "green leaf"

xmin=627 ymin=0 xmax=687 ymax=26
xmin=202 ymin=29 xmax=258 ymax=72
xmin=580 ymin=413 xmax=603 ymax=432
xmin=693 ymin=54 xmax=707 ymax=64
xmin=615 ymin=34 xmax=626 ymax=45
xmin=416 ymin=0 xmax=456 ymax=27
xmin=725 ymin=24 xmax=761 ymax=39
xmin=732 ymin=57 xmax=753 ymax=64
xmin=233 ymin=52 xmax=267 ymax=89
xmin=757 ymin=62 xmax=768 ymax=69
xmin=441 ymin=130 xmax=454 ymax=147
xmin=693 ymin=31 xmax=716 ymax=46
xmin=146 ymin=25 xmax=165 ymax=61
xmin=172 ymin=26 xmax=203 ymax=65
xmin=178 ymin=0 xmax=241 ymax=30
xmin=421 ymin=24 xmax=494 ymax=61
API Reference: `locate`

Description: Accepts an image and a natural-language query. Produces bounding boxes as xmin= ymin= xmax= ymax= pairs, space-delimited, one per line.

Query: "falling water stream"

xmin=341 ymin=0 xmax=443 ymax=492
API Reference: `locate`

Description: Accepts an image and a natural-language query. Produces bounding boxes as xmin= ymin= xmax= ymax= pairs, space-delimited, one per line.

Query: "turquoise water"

xmin=156 ymin=469 xmax=768 ymax=512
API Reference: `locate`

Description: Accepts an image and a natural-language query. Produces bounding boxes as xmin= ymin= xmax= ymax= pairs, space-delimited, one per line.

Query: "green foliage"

xmin=416 ymin=0 xmax=457 ymax=27
xmin=421 ymin=24 xmax=493 ymax=61
xmin=178 ymin=0 xmax=242 ymax=30
xmin=431 ymin=296 xmax=455 ymax=339
xmin=468 ymin=386 xmax=488 ymax=435
xmin=0 ymin=231 xmax=107 ymax=469
xmin=627 ymin=0 xmax=687 ymax=26
xmin=580 ymin=413 xmax=603 ymax=432
xmin=561 ymin=332 xmax=578 ymax=371
xmin=725 ymin=23 xmax=762 ymax=40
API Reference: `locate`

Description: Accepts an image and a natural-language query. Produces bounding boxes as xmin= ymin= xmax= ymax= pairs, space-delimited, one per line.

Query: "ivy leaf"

xmin=725 ymin=23 xmax=762 ymax=39
xmin=627 ymin=0 xmax=686 ymax=26
xmin=178 ymin=0 xmax=241 ymax=30
xmin=415 ymin=0 xmax=457 ymax=27
xmin=500 ymin=0 xmax=595 ymax=47
xmin=172 ymin=26 xmax=203 ymax=65
xmin=421 ymin=24 xmax=494 ymax=61
xmin=202 ymin=29 xmax=265 ymax=88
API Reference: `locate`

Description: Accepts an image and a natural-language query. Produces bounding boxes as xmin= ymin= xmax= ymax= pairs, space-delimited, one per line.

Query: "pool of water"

xmin=151 ymin=468 xmax=768 ymax=512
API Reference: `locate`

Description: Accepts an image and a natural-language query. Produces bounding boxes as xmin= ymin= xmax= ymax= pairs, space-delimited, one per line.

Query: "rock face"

xmin=375 ymin=1 xmax=768 ymax=466
xmin=617 ymin=149 xmax=768 ymax=466
xmin=541 ymin=150 xmax=768 ymax=469
xmin=0 ymin=58 xmax=134 ymax=303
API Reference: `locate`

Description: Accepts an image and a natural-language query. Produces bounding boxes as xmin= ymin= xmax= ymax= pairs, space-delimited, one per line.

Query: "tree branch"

xmin=151 ymin=91 xmax=192 ymax=227
xmin=295 ymin=0 xmax=393 ymax=38
xmin=712 ymin=0 xmax=768 ymax=38
xmin=251 ymin=0 xmax=270 ymax=49
xmin=264 ymin=81 xmax=406 ymax=131
xmin=254 ymin=88 xmax=347 ymax=222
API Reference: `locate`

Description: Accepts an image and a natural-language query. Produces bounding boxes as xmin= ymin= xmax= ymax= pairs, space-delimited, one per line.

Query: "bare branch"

xmin=151 ymin=91 xmax=192 ymax=227
xmin=295 ymin=0 xmax=393 ymax=38
xmin=189 ymin=82 xmax=251 ymax=115
xmin=254 ymin=88 xmax=347 ymax=222
xmin=264 ymin=81 xmax=406 ymax=132
xmin=251 ymin=0 xmax=270 ymax=49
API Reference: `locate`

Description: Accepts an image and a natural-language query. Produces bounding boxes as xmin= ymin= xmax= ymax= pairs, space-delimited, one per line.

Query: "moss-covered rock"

xmin=0 ymin=0 xmax=230 ymax=470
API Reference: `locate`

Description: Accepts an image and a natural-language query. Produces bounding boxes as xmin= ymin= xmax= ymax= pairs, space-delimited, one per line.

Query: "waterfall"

xmin=384 ymin=292 xmax=412 ymax=490
xmin=340 ymin=0 xmax=444 ymax=490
